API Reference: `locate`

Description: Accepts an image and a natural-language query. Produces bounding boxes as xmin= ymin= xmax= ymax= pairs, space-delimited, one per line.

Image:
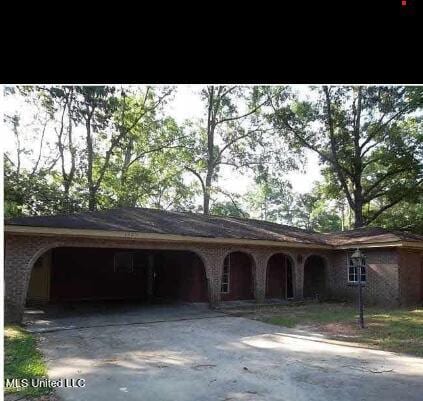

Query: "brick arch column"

xmin=250 ymin=250 xmax=273 ymax=303
xmin=5 ymin=235 xmax=63 ymax=323
xmin=294 ymin=252 xmax=305 ymax=300
xmin=195 ymin=246 xmax=231 ymax=307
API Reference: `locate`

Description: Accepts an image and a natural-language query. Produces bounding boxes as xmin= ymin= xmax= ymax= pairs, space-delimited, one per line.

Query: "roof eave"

xmin=335 ymin=240 xmax=423 ymax=250
xmin=4 ymin=225 xmax=331 ymax=250
xmin=5 ymin=225 xmax=423 ymax=251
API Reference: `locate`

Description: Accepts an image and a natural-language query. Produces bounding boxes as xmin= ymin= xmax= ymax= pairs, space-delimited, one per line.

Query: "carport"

xmin=8 ymin=207 xmax=423 ymax=324
xmin=26 ymin=247 xmax=208 ymax=306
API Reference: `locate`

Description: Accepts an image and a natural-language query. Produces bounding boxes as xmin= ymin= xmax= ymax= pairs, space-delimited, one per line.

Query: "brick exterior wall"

xmin=5 ymin=233 xmax=322 ymax=323
xmin=6 ymin=232 xmax=420 ymax=323
xmin=327 ymin=248 xmax=401 ymax=306
xmin=398 ymin=249 xmax=423 ymax=306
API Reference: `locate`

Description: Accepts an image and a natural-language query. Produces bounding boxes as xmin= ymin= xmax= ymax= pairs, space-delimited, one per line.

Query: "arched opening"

xmin=266 ymin=253 xmax=294 ymax=300
xmin=153 ymin=250 xmax=208 ymax=303
xmin=303 ymin=255 xmax=327 ymax=300
xmin=26 ymin=250 xmax=52 ymax=306
xmin=221 ymin=252 xmax=254 ymax=301
xmin=26 ymin=247 xmax=208 ymax=306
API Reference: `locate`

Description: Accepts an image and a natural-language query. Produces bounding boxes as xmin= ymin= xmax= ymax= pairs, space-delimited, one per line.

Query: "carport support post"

xmin=294 ymin=255 xmax=304 ymax=301
xmin=358 ymin=271 xmax=364 ymax=328
xmin=351 ymin=248 xmax=365 ymax=329
xmin=253 ymin=254 xmax=267 ymax=304
xmin=147 ymin=254 xmax=154 ymax=303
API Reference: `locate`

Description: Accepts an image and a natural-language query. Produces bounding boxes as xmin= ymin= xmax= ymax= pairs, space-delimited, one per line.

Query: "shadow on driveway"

xmin=24 ymin=301 xmax=225 ymax=333
xmin=25 ymin=302 xmax=423 ymax=401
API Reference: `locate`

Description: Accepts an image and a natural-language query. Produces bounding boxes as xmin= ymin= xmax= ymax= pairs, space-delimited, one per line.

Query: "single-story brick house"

xmin=4 ymin=207 xmax=423 ymax=323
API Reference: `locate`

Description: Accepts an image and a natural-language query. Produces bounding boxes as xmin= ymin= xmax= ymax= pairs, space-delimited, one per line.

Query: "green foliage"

xmin=270 ymin=86 xmax=423 ymax=228
xmin=245 ymin=172 xmax=344 ymax=232
xmin=100 ymin=89 xmax=194 ymax=210
xmin=370 ymin=198 xmax=423 ymax=234
xmin=4 ymin=146 xmax=66 ymax=217
xmin=245 ymin=173 xmax=294 ymax=223
xmin=210 ymin=201 xmax=249 ymax=218
xmin=292 ymin=191 xmax=343 ymax=232
xmin=183 ymin=86 xmax=298 ymax=214
xmin=4 ymin=325 xmax=51 ymax=396
xmin=4 ymin=86 xmax=195 ymax=215
xmin=4 ymin=85 xmax=422 ymax=234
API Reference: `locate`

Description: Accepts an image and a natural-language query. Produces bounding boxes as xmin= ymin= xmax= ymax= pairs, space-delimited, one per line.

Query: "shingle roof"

xmin=5 ymin=207 xmax=423 ymax=247
xmin=4 ymin=207 xmax=326 ymax=244
xmin=324 ymin=227 xmax=423 ymax=245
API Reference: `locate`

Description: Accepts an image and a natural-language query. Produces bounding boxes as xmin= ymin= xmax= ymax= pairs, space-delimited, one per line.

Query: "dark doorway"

xmin=49 ymin=248 xmax=150 ymax=302
xmin=153 ymin=251 xmax=208 ymax=303
xmin=38 ymin=247 xmax=208 ymax=304
xmin=303 ymin=255 xmax=326 ymax=299
xmin=266 ymin=253 xmax=294 ymax=299
xmin=221 ymin=252 xmax=254 ymax=301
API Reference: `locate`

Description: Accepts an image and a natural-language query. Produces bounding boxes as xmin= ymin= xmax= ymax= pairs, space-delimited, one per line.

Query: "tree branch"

xmin=126 ymin=135 xmax=192 ymax=169
xmin=360 ymin=102 xmax=412 ymax=151
xmin=30 ymin=117 xmax=48 ymax=177
xmin=213 ymin=129 xmax=264 ymax=167
xmin=363 ymin=168 xmax=410 ymax=202
xmin=217 ymin=188 xmax=248 ymax=218
xmin=365 ymin=197 xmax=406 ymax=225
xmin=184 ymin=166 xmax=206 ymax=195
xmin=215 ymin=98 xmax=267 ymax=126
xmin=4 ymin=153 xmax=15 ymax=167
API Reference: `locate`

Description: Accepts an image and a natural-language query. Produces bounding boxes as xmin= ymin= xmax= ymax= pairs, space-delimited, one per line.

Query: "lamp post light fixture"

xmin=351 ymin=248 xmax=365 ymax=329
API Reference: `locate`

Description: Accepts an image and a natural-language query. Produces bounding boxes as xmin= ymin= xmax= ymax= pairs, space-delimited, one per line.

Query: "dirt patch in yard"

xmin=221 ymin=302 xmax=423 ymax=356
xmin=316 ymin=322 xmax=360 ymax=337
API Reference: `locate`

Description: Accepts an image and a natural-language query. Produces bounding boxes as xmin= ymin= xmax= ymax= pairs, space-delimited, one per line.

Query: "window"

xmin=347 ymin=252 xmax=366 ymax=283
xmin=114 ymin=252 xmax=134 ymax=273
xmin=221 ymin=254 xmax=231 ymax=293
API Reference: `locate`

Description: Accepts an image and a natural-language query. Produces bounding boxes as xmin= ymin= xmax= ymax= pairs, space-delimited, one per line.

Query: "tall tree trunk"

xmin=63 ymin=182 xmax=70 ymax=211
xmin=203 ymin=173 xmax=212 ymax=215
xmin=57 ymin=89 xmax=76 ymax=213
xmin=88 ymin=191 xmax=96 ymax=211
xmin=85 ymin=112 xmax=96 ymax=211
xmin=203 ymin=86 xmax=215 ymax=215
xmin=353 ymin=195 xmax=364 ymax=228
xmin=65 ymin=101 xmax=76 ymax=212
xmin=118 ymin=137 xmax=133 ymax=206
xmin=352 ymin=87 xmax=364 ymax=229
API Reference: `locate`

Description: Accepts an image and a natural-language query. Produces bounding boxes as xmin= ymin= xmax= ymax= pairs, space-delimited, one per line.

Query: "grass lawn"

xmin=231 ymin=303 xmax=423 ymax=357
xmin=4 ymin=325 xmax=52 ymax=398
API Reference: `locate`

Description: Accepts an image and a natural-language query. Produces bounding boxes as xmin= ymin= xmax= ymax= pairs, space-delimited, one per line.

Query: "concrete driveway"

xmin=26 ymin=304 xmax=423 ymax=401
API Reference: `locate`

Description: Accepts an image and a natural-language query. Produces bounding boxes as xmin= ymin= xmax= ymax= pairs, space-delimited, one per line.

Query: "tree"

xmin=210 ymin=201 xmax=249 ymax=218
xmin=35 ymin=86 xmax=80 ymax=212
xmin=99 ymin=88 xmax=195 ymax=210
xmin=370 ymin=196 xmax=423 ymax=234
xmin=270 ymin=86 xmax=423 ymax=228
xmin=293 ymin=190 xmax=344 ymax=232
xmin=70 ymin=86 xmax=122 ymax=211
xmin=183 ymin=86 xmax=278 ymax=215
xmin=245 ymin=171 xmax=293 ymax=223
xmin=4 ymin=109 xmax=62 ymax=216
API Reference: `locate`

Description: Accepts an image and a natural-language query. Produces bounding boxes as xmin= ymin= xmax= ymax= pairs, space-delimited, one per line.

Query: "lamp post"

xmin=351 ymin=248 xmax=365 ymax=329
